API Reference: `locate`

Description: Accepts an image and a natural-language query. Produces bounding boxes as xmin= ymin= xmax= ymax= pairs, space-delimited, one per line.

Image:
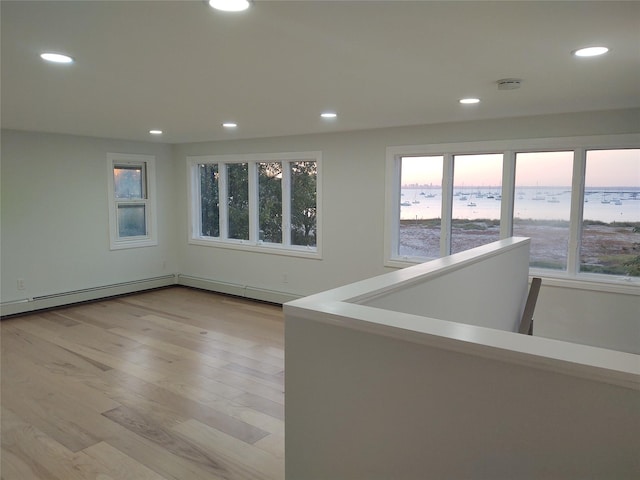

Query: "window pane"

xmin=514 ymin=151 xmax=573 ymax=270
xmin=200 ymin=164 xmax=219 ymax=237
xmin=117 ymin=204 xmax=146 ymax=237
xmin=399 ymin=156 xmax=443 ymax=258
xmin=581 ymin=149 xmax=640 ymax=276
xmin=227 ymin=163 xmax=249 ymax=240
xmin=291 ymin=161 xmax=317 ymax=247
xmin=114 ymin=166 xmax=143 ymax=199
xmin=259 ymin=162 xmax=283 ymax=243
xmin=451 ymin=154 xmax=503 ymax=254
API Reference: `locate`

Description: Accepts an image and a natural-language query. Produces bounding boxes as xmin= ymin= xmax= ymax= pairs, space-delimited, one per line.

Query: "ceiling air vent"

xmin=497 ymin=78 xmax=522 ymax=90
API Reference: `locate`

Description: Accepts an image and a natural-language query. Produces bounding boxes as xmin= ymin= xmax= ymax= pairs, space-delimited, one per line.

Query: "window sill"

xmin=110 ymin=238 xmax=158 ymax=250
xmin=189 ymin=237 xmax=321 ymax=260
xmin=529 ymin=269 xmax=640 ymax=296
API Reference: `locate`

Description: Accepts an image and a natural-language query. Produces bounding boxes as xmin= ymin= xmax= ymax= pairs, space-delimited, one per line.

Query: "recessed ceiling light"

xmin=321 ymin=112 xmax=337 ymax=118
xmin=208 ymin=0 xmax=250 ymax=12
xmin=40 ymin=52 xmax=74 ymax=64
xmin=222 ymin=122 xmax=238 ymax=128
xmin=572 ymin=46 xmax=609 ymax=57
xmin=459 ymin=98 xmax=480 ymax=104
xmin=149 ymin=130 xmax=163 ymax=135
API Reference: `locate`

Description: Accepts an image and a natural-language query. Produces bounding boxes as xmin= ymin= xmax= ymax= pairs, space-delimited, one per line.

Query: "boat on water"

xmin=547 ymin=196 xmax=560 ymax=203
xmin=401 ymin=201 xmax=411 ymax=206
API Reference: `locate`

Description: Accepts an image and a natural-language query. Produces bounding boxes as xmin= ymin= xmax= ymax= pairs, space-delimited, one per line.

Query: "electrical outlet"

xmin=17 ymin=278 xmax=26 ymax=290
xmin=282 ymin=273 xmax=288 ymax=284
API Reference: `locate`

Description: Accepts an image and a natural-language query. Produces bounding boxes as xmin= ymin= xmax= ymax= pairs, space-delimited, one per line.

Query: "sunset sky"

xmin=401 ymin=149 xmax=639 ymax=187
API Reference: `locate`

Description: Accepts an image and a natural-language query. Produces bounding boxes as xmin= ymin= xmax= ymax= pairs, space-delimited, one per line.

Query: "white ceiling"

xmin=2 ymin=0 xmax=639 ymax=144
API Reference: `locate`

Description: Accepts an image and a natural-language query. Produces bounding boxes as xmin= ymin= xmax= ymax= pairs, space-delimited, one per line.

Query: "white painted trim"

xmin=386 ymin=133 xmax=640 ymax=157
xmin=188 ymin=237 xmax=322 ymax=259
xmin=0 ymin=275 xmax=176 ymax=317
xmin=177 ymin=274 xmax=301 ymax=304
xmin=384 ymin=134 xmax=640 ymax=284
xmin=186 ymin=151 xmax=322 ymax=258
xmin=106 ymin=153 xmax=158 ymax=250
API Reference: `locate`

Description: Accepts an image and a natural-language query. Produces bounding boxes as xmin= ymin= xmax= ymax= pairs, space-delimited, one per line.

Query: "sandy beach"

xmin=399 ymin=220 xmax=640 ymax=275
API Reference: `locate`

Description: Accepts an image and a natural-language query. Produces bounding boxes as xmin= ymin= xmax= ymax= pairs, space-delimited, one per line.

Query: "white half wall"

xmin=285 ymin=316 xmax=639 ymax=479
xmin=361 ymin=239 xmax=530 ymax=331
xmin=284 ymin=238 xmax=639 ymax=479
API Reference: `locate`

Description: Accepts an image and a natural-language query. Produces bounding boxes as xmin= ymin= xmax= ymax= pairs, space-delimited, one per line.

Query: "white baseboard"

xmin=1 ymin=274 xmax=301 ymax=317
xmin=177 ymin=275 xmax=301 ymax=304
xmin=1 ymin=275 xmax=177 ymax=317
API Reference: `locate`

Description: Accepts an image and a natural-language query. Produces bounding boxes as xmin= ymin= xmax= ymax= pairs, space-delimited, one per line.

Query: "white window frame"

xmin=385 ymin=134 xmax=640 ymax=291
xmin=187 ymin=151 xmax=322 ymax=259
xmin=107 ymin=153 xmax=158 ymax=250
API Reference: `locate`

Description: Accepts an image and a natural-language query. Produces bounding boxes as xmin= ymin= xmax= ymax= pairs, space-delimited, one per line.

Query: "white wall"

xmin=535 ymin=283 xmax=640 ymax=354
xmin=0 ymin=130 xmax=177 ymax=305
xmin=284 ymin=239 xmax=639 ymax=479
xmin=2 ymin=109 xmax=638 ymax=343
xmin=173 ymin=108 xmax=640 ymax=299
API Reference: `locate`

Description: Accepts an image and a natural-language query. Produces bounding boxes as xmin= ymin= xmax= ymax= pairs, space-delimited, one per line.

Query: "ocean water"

xmin=400 ymin=187 xmax=640 ymax=223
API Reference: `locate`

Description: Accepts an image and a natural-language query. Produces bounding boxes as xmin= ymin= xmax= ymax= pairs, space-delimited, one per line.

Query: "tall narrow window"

xmin=227 ymin=163 xmax=249 ymax=240
xmin=581 ymin=149 xmax=640 ymax=276
xmin=290 ymin=161 xmax=317 ymax=247
xmin=114 ymin=165 xmax=146 ymax=237
xmin=399 ymin=156 xmax=443 ymax=258
xmin=200 ymin=163 xmax=220 ymax=237
xmin=514 ymin=151 xmax=573 ymax=270
xmin=259 ymin=162 xmax=283 ymax=244
xmin=107 ymin=153 xmax=157 ymax=249
xmin=451 ymin=154 xmax=503 ymax=254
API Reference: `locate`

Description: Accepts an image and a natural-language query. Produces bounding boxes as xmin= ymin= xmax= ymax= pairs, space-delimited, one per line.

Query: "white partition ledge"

xmin=285 ymin=237 xmax=639 ymax=391
xmin=285 ymin=238 xmax=639 ymax=479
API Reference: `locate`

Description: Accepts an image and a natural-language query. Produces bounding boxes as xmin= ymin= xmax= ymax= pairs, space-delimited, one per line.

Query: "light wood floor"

xmin=1 ymin=286 xmax=285 ymax=480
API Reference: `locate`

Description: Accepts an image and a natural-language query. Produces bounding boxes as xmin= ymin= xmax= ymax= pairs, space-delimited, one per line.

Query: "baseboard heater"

xmin=1 ymin=275 xmax=177 ymax=317
xmin=177 ymin=274 xmax=301 ymax=305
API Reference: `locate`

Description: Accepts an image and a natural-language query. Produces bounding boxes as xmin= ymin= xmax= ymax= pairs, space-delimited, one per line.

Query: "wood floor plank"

xmin=172 ymin=418 xmax=284 ymax=480
xmin=1 ymin=407 xmax=99 ymax=480
xmin=77 ymin=442 xmax=169 ymax=480
xmin=102 ymin=368 xmax=271 ymax=444
xmin=107 ymin=326 xmax=230 ymax=369
xmin=2 ymin=328 xmax=121 ymax=414
xmin=233 ymin=392 xmax=285 ymax=421
xmin=253 ymin=431 xmax=286 ymax=460
xmin=102 ymin=405 xmax=232 ymax=479
xmin=139 ymin=313 xmax=258 ymax=349
xmin=1 ymin=286 xmax=285 ymax=480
